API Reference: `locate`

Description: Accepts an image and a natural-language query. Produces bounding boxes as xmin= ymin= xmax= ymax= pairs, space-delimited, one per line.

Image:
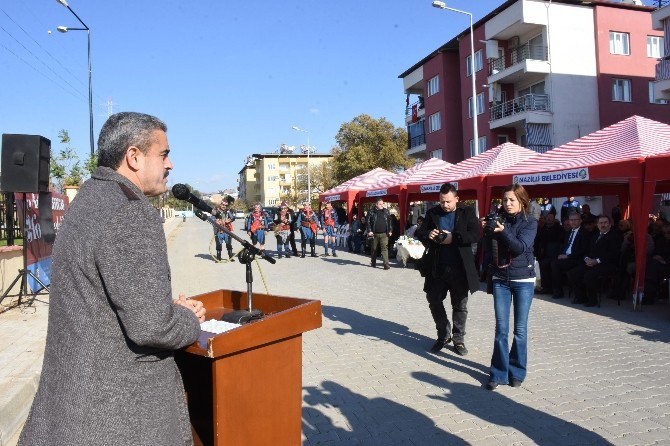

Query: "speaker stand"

xmin=0 ymin=194 xmax=50 ymax=309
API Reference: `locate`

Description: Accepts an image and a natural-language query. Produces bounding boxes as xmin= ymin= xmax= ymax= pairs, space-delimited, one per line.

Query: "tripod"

xmin=0 ymin=194 xmax=50 ymax=308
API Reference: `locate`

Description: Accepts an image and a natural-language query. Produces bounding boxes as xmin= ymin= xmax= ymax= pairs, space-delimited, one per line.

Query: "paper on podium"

xmin=200 ymin=319 xmax=241 ymax=335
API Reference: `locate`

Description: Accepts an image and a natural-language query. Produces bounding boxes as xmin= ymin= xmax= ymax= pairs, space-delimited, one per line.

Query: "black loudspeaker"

xmin=1 ymin=134 xmax=51 ymax=193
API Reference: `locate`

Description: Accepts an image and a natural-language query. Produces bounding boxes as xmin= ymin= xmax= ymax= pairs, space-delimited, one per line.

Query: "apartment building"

xmin=237 ymin=153 xmax=332 ymax=206
xmin=653 ymin=3 xmax=670 ymax=99
xmin=400 ymin=0 xmax=668 ymax=163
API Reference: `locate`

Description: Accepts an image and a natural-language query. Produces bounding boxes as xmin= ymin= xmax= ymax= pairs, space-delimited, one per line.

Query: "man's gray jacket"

xmin=19 ymin=167 xmax=200 ymax=446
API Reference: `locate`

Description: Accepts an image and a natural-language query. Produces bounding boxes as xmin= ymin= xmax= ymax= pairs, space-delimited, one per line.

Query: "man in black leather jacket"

xmin=415 ymin=183 xmax=481 ymax=356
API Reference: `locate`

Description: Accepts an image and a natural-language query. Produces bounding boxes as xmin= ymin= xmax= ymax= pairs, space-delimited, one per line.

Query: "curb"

xmin=0 ymin=371 xmax=39 ymax=446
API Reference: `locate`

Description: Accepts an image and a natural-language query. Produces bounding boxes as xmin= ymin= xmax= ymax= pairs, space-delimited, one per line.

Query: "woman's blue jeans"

xmin=490 ymin=279 xmax=534 ymax=384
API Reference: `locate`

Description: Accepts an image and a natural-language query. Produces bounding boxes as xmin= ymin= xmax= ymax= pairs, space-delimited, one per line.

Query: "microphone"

xmin=172 ymin=184 xmax=213 ymax=214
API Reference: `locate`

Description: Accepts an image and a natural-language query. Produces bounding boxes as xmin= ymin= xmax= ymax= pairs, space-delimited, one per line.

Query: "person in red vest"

xmin=246 ymin=203 xmax=270 ymax=254
xmin=320 ymin=201 xmax=339 ymax=257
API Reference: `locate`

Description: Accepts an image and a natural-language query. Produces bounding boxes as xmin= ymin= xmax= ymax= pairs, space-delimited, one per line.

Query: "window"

xmin=518 ymin=81 xmax=545 ymax=97
xmin=429 ymin=112 xmax=441 ymax=132
xmin=427 ymin=75 xmax=440 ymax=96
xmin=497 ymin=135 xmax=509 ymax=145
xmin=268 ymin=176 xmax=278 ymax=182
xmin=267 ymin=163 xmax=276 ymax=169
xmin=269 ymin=198 xmax=279 ymax=205
xmin=649 ymin=81 xmax=668 ymax=104
xmin=279 ymin=164 xmax=290 ymax=172
xmin=647 ymin=36 xmax=664 ymax=59
xmin=468 ymin=96 xmax=474 ymax=118
xmin=466 ymin=55 xmax=472 ymax=77
xmin=612 ymin=78 xmax=631 ymax=102
xmin=609 ymin=32 xmax=630 ymax=55
xmin=477 ymin=93 xmax=485 ymax=115
xmin=430 ymin=149 xmax=443 ymax=159
xmin=474 ymin=50 xmax=483 ymax=72
xmin=469 ymin=137 xmax=487 ymax=157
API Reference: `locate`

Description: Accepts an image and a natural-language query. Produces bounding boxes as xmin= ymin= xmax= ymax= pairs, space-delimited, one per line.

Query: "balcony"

xmin=490 ymin=94 xmax=552 ymax=129
xmin=655 ymin=59 xmax=670 ymax=100
xmin=488 ymin=43 xmax=549 ymax=84
xmin=405 ymin=99 xmax=425 ymax=124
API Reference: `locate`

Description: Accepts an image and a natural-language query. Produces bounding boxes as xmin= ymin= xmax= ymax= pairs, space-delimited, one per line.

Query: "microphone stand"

xmin=194 ymin=210 xmax=274 ymax=324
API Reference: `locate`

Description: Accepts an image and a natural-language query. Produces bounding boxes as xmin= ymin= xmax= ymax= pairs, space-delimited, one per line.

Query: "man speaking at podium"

xmin=19 ymin=112 xmax=206 ymax=446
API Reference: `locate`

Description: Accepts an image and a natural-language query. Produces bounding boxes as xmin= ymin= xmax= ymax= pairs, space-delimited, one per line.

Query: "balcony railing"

xmin=656 ymin=59 xmax=670 ymax=82
xmin=488 ymin=43 xmax=548 ymax=75
xmin=490 ymin=94 xmax=551 ymax=121
xmin=409 ymin=133 xmax=426 ymax=149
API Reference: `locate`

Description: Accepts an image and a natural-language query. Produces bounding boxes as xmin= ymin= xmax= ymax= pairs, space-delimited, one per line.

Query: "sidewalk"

xmin=0 ymin=216 xmax=183 ymax=446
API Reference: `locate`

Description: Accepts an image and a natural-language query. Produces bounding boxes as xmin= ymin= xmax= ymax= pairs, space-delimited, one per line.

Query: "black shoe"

xmin=285 ymin=254 xmax=291 ymax=259
xmin=453 ymin=343 xmax=469 ymax=356
xmin=371 ymin=261 xmax=376 ymax=268
xmin=278 ymin=254 xmax=283 ymax=259
xmin=510 ymin=379 xmax=523 ymax=388
xmin=323 ymin=253 xmax=330 ymax=257
xmin=300 ymin=251 xmax=306 ymax=258
xmin=228 ymin=257 xmax=235 ymax=262
xmin=429 ymin=337 xmax=451 ymax=353
xmin=332 ymin=252 xmax=338 ymax=257
xmin=383 ymin=263 xmax=390 ymax=270
xmin=485 ymin=381 xmax=499 ymax=391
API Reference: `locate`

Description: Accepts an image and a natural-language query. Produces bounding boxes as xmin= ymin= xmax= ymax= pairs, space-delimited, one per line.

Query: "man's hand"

xmin=174 ymin=293 xmax=206 ymax=323
xmin=428 ymin=229 xmax=439 ymax=240
xmin=388 ymin=232 xmax=392 ymax=237
xmin=368 ymin=232 xmax=373 ymax=237
xmin=584 ymin=257 xmax=597 ymax=267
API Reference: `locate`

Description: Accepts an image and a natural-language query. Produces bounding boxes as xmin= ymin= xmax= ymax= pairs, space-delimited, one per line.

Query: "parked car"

xmin=262 ymin=207 xmax=278 ymax=221
xmin=234 ymin=210 xmax=245 ymax=219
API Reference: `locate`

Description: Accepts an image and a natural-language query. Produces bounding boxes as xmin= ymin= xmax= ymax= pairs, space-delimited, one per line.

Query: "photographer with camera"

xmin=415 ymin=183 xmax=480 ymax=356
xmin=481 ymin=184 xmax=537 ymax=391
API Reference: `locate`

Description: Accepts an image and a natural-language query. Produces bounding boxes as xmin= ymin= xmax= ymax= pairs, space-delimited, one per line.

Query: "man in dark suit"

xmin=567 ymin=215 xmax=623 ymax=307
xmin=415 ymin=183 xmax=480 ymax=356
xmin=550 ymin=211 xmax=590 ymax=299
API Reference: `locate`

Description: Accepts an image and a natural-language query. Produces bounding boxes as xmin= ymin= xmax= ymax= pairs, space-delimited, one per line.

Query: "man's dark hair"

xmin=97 ymin=112 xmax=167 ymax=169
xmin=597 ymin=214 xmax=611 ymax=224
xmin=439 ymin=183 xmax=458 ymax=195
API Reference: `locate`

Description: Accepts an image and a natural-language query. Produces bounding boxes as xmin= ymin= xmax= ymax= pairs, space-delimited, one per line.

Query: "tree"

xmin=51 ymin=130 xmax=84 ymax=192
xmin=331 ymin=114 xmax=411 ymax=183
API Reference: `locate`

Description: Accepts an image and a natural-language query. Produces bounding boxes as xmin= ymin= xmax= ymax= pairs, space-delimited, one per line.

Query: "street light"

xmin=291 ymin=126 xmax=311 ymax=202
xmin=432 ymin=1 xmax=479 ymax=156
xmin=56 ymin=0 xmax=94 ymax=158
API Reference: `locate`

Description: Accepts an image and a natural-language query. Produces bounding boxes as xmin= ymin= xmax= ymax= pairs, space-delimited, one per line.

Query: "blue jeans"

xmin=490 ymin=279 xmax=534 ymax=384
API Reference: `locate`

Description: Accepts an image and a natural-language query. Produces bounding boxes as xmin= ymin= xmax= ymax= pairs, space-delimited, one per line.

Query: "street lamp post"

xmin=56 ymin=0 xmax=94 ymax=158
xmin=432 ymin=1 xmax=479 ymax=156
xmin=291 ymin=126 xmax=311 ymax=203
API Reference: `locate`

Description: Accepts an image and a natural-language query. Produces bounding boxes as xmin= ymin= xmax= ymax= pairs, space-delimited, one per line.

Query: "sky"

xmin=0 ymin=0 xmax=657 ymax=192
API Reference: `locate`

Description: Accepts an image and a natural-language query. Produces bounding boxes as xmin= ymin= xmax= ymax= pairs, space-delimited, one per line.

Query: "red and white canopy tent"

xmin=318 ymin=167 xmax=395 ymax=222
xmin=356 ymin=158 xmax=451 ymax=230
xmin=485 ymin=116 xmax=670 ymax=302
xmin=403 ymin=143 xmax=538 ymax=218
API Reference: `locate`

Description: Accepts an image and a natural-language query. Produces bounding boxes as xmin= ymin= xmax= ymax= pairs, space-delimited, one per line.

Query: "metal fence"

xmin=0 ymin=194 xmax=21 ymax=244
xmin=490 ymin=94 xmax=551 ymax=121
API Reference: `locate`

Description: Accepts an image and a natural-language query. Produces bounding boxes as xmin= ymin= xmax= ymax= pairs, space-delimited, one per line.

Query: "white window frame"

xmin=609 ymin=32 xmax=630 ymax=56
xmin=647 ymin=36 xmax=664 ymax=59
xmin=430 ymin=149 xmax=443 ymax=160
xmin=612 ymin=78 xmax=632 ymax=102
xmin=428 ymin=112 xmax=441 ymax=133
xmin=267 ymin=163 xmax=276 ymax=170
xmin=427 ymin=75 xmax=440 ymax=96
xmin=468 ymin=96 xmax=474 ymax=118
xmin=465 ymin=55 xmax=472 ymax=77
xmin=469 ymin=139 xmax=475 ymax=157
xmin=649 ymin=81 xmax=669 ymax=104
xmin=474 ymin=50 xmax=483 ymax=72
xmin=476 ymin=93 xmax=485 ymax=115
xmin=478 ymin=136 xmax=487 ymax=152
xmin=268 ymin=175 xmax=278 ymax=182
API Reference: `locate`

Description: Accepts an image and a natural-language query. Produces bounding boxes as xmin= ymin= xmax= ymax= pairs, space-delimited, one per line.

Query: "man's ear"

xmin=125 ymin=146 xmax=141 ymax=171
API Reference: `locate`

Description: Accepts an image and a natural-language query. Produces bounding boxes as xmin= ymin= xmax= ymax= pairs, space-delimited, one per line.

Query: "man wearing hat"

xmin=214 ymin=199 xmax=236 ymax=262
xmin=320 ymin=201 xmax=339 ymax=257
xmin=296 ymin=202 xmax=320 ymax=258
xmin=274 ymin=202 xmax=294 ymax=259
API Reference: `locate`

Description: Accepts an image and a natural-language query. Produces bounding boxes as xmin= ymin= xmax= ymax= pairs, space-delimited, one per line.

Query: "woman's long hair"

xmin=502 ymin=184 xmax=530 ymax=216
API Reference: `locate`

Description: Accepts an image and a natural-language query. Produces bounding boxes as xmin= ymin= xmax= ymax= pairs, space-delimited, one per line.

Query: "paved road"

xmin=171 ymin=217 xmax=670 ymax=446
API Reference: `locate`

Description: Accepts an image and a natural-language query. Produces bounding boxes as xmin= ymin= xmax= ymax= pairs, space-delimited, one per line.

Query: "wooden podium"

xmin=175 ymin=289 xmax=322 ymax=446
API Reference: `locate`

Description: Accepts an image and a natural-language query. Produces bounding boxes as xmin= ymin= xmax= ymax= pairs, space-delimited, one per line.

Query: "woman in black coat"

xmin=482 ymin=184 xmax=538 ymax=391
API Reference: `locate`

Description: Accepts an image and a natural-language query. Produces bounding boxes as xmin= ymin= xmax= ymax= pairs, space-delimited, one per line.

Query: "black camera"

xmin=433 ymin=231 xmax=450 ymax=244
xmin=483 ymin=212 xmax=506 ymax=235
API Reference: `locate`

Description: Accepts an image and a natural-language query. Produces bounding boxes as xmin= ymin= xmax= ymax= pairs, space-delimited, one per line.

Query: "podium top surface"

xmin=182 ymin=289 xmax=322 ymax=359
